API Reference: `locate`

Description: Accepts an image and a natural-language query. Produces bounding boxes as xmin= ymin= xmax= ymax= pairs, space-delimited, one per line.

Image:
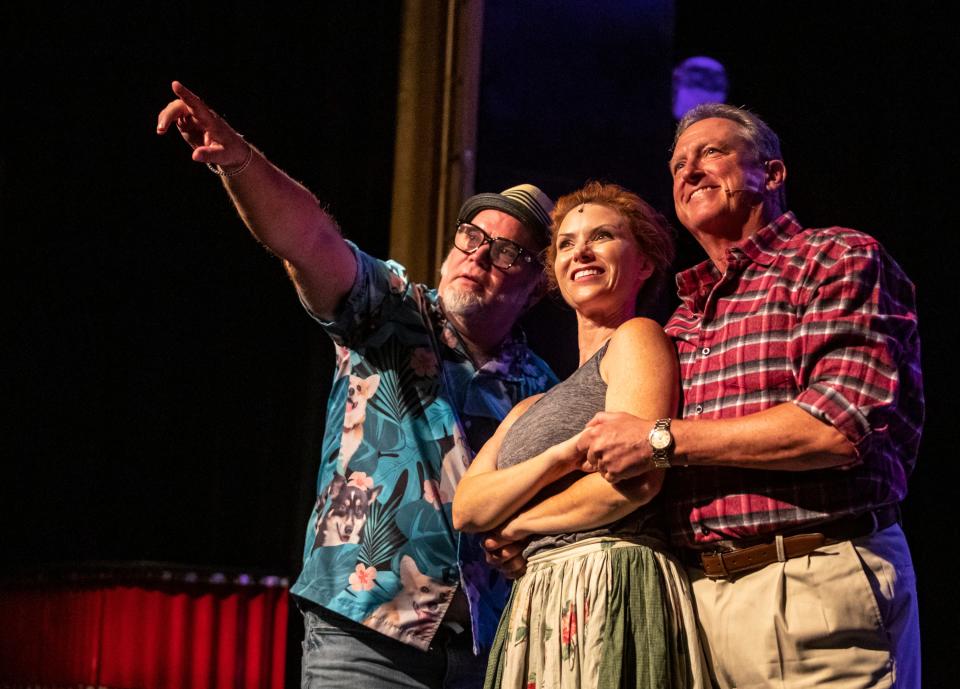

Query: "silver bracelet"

xmin=207 ymin=142 xmax=254 ymax=177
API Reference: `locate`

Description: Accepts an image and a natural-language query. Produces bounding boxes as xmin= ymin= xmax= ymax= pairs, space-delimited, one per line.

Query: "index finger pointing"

xmin=171 ymin=81 xmax=220 ymax=127
xmin=171 ymin=80 xmax=202 ymax=104
xmin=170 ymin=81 xmax=219 ymax=121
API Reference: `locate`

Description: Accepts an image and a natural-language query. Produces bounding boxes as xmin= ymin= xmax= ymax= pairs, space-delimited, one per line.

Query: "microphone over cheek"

xmin=723 ymin=186 xmax=761 ymax=198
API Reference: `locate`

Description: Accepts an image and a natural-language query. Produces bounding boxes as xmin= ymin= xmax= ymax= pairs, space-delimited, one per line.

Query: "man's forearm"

xmin=220 ymin=148 xmax=342 ymax=264
xmin=675 ymin=402 xmax=856 ymax=470
xmin=221 ymin=148 xmax=356 ymax=319
xmin=583 ymin=402 xmax=859 ymax=482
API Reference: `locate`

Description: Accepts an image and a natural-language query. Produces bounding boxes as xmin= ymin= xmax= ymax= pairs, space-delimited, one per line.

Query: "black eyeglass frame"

xmin=453 ymin=222 xmax=540 ymax=270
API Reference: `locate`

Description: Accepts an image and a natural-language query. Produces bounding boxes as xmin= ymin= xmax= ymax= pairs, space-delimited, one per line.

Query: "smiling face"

xmin=438 ymin=208 xmax=542 ymax=324
xmin=670 ymin=117 xmax=781 ymax=241
xmin=554 ymin=204 xmax=652 ymax=324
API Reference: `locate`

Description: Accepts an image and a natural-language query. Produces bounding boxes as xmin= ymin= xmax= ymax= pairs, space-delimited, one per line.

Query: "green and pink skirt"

xmin=483 ymin=536 xmax=711 ymax=689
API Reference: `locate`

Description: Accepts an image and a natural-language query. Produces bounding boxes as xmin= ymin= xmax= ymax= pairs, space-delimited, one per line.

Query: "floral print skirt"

xmin=482 ymin=537 xmax=711 ymax=689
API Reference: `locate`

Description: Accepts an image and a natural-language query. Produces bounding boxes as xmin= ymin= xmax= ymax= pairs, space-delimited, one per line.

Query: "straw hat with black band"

xmin=457 ymin=184 xmax=555 ymax=250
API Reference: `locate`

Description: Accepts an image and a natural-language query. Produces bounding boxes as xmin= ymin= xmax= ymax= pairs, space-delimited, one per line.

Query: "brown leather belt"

xmin=694 ymin=505 xmax=900 ymax=580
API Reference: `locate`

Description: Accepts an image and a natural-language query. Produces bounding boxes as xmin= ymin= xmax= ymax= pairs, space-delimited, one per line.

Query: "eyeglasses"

xmin=453 ymin=222 xmax=538 ymax=270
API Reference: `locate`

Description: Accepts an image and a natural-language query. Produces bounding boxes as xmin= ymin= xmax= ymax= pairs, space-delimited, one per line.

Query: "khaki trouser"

xmin=687 ymin=524 xmax=920 ymax=689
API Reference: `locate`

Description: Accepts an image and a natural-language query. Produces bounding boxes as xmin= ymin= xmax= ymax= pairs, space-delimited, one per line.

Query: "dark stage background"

xmin=4 ymin=1 xmax=956 ymax=684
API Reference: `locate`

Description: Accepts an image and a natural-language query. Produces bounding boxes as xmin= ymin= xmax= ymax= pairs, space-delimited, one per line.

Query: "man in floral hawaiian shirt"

xmin=158 ymin=82 xmax=557 ymax=689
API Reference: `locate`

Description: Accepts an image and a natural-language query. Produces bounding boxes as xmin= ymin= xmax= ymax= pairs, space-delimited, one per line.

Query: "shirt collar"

xmin=736 ymin=210 xmax=802 ymax=268
xmin=675 ymin=211 xmax=801 ymax=309
xmin=426 ymin=290 xmax=533 ymax=383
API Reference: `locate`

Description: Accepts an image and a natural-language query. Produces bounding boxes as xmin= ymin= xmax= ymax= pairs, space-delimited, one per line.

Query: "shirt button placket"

xmin=694 ymin=344 xmax=709 ymax=414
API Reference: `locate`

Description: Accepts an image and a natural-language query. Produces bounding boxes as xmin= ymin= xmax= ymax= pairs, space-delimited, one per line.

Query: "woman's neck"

xmin=575 ymin=312 xmax=630 ymax=366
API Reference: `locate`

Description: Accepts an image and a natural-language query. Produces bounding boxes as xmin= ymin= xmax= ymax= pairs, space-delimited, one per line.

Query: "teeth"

xmin=691 ymin=187 xmax=713 ymax=199
xmin=573 ymin=268 xmax=602 ymax=280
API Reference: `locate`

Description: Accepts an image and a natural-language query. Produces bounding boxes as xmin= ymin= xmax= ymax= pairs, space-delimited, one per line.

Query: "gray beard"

xmin=440 ymin=283 xmax=532 ymax=330
xmin=440 ymin=285 xmax=487 ymax=320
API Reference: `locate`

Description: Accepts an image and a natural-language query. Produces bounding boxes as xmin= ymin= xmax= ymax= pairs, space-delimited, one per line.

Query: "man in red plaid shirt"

xmin=579 ymin=103 xmax=922 ymax=688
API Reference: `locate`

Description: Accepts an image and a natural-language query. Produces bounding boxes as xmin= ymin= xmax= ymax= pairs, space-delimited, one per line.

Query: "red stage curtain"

xmin=0 ymin=564 xmax=288 ymax=689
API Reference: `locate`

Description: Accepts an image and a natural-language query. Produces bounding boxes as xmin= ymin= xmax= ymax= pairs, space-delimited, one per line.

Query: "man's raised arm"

xmin=156 ymin=81 xmax=356 ymax=319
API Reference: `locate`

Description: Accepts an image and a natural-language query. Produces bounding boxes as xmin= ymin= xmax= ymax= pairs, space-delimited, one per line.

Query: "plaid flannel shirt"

xmin=665 ymin=212 xmax=923 ymax=548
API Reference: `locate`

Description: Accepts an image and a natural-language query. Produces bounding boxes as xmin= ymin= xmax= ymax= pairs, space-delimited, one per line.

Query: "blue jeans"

xmin=301 ymin=607 xmax=488 ymax=689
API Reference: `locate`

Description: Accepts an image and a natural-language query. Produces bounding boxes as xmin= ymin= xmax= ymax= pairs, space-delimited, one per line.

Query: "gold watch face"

xmin=650 ymin=428 xmax=672 ymax=449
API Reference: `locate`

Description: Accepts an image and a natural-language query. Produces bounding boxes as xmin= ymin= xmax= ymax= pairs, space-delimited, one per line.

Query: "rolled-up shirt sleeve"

xmin=299 ymin=241 xmax=416 ymax=349
xmin=790 ymin=236 xmax=923 ymax=469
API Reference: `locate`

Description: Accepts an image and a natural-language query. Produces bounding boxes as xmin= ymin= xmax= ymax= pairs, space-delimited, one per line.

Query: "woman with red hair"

xmin=454 ymin=182 xmax=710 ymax=688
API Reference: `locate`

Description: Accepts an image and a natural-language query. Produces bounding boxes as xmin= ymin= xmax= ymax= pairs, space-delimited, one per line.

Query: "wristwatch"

xmin=648 ymin=418 xmax=674 ymax=469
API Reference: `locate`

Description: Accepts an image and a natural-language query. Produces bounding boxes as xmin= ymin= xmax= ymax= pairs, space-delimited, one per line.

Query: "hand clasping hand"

xmin=482 ymin=527 xmax=530 ymax=580
xmin=576 ymin=411 xmax=656 ymax=482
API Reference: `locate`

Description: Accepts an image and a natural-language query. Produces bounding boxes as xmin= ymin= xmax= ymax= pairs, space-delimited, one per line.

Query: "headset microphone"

xmin=723 ymin=187 xmax=761 ymax=198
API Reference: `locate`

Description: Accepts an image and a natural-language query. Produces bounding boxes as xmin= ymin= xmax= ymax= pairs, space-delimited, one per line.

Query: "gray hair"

xmin=672 ymin=103 xmax=786 ymax=211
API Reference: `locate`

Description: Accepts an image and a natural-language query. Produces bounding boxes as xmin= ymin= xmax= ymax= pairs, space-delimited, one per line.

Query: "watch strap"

xmin=650 ymin=417 xmax=673 ymax=469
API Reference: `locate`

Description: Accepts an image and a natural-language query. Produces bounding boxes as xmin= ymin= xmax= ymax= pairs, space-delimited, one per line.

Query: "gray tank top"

xmin=497 ymin=343 xmax=665 ymax=558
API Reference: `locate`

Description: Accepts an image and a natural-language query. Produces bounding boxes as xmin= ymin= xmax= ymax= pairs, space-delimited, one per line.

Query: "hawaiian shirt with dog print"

xmin=291 ymin=242 xmax=558 ymax=652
